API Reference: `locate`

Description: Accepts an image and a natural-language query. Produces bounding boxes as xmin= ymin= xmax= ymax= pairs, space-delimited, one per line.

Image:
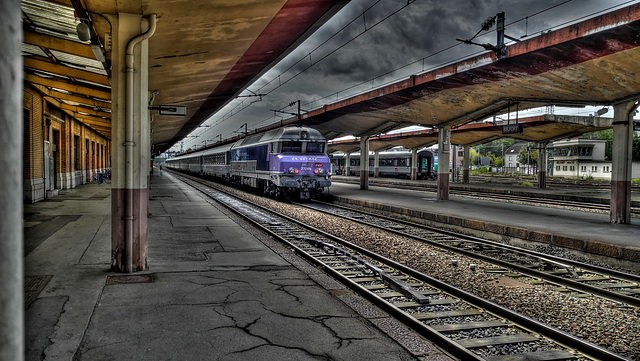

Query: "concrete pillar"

xmin=111 ymin=14 xmax=155 ymax=272
xmin=610 ymin=102 xmax=637 ymax=224
xmin=0 ymin=1 xmax=24 ymax=359
xmin=537 ymin=142 xmax=547 ymax=189
xmin=437 ymin=126 xmax=451 ymax=200
xmin=373 ymin=150 xmax=380 ymax=178
xmin=411 ymin=148 xmax=418 ymax=180
xmin=462 ymin=145 xmax=470 ymax=184
xmin=345 ymin=152 xmax=351 ymax=176
xmin=451 ymin=145 xmax=457 ymax=182
xmin=360 ymin=136 xmax=369 ymax=190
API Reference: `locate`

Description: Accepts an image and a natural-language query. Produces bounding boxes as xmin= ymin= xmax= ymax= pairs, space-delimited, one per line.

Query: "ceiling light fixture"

xmin=76 ymin=22 xmax=91 ymax=41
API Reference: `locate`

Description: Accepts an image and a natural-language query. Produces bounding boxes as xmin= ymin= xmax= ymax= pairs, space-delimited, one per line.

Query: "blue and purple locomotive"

xmin=166 ymin=126 xmax=332 ymax=199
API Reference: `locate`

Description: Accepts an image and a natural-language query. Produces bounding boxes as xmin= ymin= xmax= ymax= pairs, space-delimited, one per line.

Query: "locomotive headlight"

xmin=289 ymin=167 xmax=295 ymax=174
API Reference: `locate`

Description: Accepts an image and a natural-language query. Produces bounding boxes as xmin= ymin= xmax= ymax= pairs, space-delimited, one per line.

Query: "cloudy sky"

xmin=176 ymin=0 xmax=638 ymax=151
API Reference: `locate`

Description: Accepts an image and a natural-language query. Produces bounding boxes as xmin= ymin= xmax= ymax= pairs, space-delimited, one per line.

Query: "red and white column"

xmin=360 ymin=136 xmax=369 ymax=190
xmin=462 ymin=145 xmax=470 ymax=184
xmin=373 ymin=150 xmax=379 ymax=178
xmin=110 ymin=13 xmax=156 ymax=272
xmin=437 ymin=126 xmax=451 ymax=200
xmin=411 ymin=148 xmax=418 ymax=180
xmin=610 ymin=101 xmax=638 ymax=224
xmin=537 ymin=142 xmax=547 ymax=189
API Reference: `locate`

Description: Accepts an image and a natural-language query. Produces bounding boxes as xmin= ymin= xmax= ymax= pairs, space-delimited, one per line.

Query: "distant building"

xmin=549 ymin=138 xmax=640 ymax=179
xmin=504 ymin=143 xmax=527 ymax=172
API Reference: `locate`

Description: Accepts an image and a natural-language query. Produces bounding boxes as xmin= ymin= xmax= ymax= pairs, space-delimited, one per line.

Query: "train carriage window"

xmin=282 ymin=141 xmax=302 ymax=153
xmin=306 ymin=142 xmax=324 ymax=154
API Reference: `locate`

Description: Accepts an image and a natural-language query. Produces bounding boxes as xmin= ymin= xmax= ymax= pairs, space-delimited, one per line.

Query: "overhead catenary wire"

xmin=255 ymin=0 xmax=415 ymax=95
xmin=180 ymin=0 xmax=639 ymax=150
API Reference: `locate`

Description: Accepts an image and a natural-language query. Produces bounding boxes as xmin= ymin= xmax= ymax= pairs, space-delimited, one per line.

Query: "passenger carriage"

xmin=330 ymin=149 xmax=437 ymax=179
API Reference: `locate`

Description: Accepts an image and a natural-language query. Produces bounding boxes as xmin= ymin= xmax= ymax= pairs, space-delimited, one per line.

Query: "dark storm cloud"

xmin=182 ymin=0 xmax=635 ymax=149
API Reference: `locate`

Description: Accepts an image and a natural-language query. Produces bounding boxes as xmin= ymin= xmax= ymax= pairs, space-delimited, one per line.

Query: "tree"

xmin=469 ymin=147 xmax=479 ymax=165
xmin=518 ymin=145 xmax=537 ymax=166
xmin=489 ymin=152 xmax=504 ymax=167
xmin=475 ymin=138 xmax=516 ymax=166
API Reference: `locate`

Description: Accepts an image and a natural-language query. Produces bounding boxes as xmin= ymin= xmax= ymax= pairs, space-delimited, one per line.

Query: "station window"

xmin=592 ymin=166 xmax=598 ymax=172
xmin=562 ymin=166 xmax=568 ymax=171
xmin=569 ymin=166 xmax=575 ymax=171
xmin=580 ymin=165 xmax=586 ymax=172
xmin=556 ymin=165 xmax=560 ymax=171
xmin=604 ymin=166 xmax=610 ymax=172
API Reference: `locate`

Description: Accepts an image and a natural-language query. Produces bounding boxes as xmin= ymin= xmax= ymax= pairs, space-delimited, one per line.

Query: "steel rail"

xmin=305 ymin=200 xmax=640 ymax=307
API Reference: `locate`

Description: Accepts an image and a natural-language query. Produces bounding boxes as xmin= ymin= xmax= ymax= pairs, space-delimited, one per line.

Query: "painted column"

xmin=610 ymin=102 xmax=637 ymax=224
xmin=462 ymin=145 xmax=470 ymax=184
xmin=0 ymin=1 xmax=24 ymax=359
xmin=373 ymin=150 xmax=379 ymax=178
xmin=537 ymin=142 xmax=547 ymax=189
xmin=345 ymin=152 xmax=351 ymax=176
xmin=451 ymin=145 xmax=457 ymax=182
xmin=111 ymin=13 xmax=155 ymax=272
xmin=437 ymin=126 xmax=451 ymax=200
xmin=411 ymin=148 xmax=418 ymax=180
xmin=360 ymin=136 xmax=369 ymax=190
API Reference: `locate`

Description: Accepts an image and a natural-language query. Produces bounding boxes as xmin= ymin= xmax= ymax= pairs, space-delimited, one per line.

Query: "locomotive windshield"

xmin=282 ymin=141 xmax=302 ymax=153
xmin=306 ymin=142 xmax=324 ymax=154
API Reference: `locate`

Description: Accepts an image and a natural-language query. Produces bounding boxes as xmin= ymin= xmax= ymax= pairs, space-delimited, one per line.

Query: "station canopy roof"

xmin=21 ymin=2 xmax=640 ymax=155
xmin=327 ymin=114 xmax=613 ymax=154
xmin=297 ymin=4 xmax=640 ymax=149
xmin=21 ymin=0 xmax=348 ymax=153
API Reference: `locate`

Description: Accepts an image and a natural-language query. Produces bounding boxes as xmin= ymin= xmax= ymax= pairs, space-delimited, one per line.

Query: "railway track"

xmin=301 ymin=200 xmax=640 ymax=308
xmin=173 ymin=172 xmax=628 ymax=361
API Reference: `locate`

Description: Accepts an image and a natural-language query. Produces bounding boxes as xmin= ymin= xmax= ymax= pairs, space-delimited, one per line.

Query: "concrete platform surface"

xmin=327 ymin=180 xmax=640 ymax=264
xmin=23 ymin=172 xmax=452 ymax=361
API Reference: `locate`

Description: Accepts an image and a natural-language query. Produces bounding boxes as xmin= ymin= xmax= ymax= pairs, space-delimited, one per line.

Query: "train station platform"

xmin=328 ymin=177 xmax=640 ymax=267
xmin=23 ymin=171 xmax=452 ymax=361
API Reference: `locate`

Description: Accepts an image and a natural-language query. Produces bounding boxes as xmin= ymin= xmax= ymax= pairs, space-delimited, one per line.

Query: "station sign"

xmin=149 ymin=105 xmax=187 ymax=116
xmin=502 ymin=123 xmax=523 ymax=134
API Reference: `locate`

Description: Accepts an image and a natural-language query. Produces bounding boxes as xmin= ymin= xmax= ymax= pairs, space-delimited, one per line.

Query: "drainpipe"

xmin=125 ymin=14 xmax=156 ymax=272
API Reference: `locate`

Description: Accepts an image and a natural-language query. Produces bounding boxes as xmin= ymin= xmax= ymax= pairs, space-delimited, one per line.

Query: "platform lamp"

xmin=76 ymin=21 xmax=91 ymax=41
